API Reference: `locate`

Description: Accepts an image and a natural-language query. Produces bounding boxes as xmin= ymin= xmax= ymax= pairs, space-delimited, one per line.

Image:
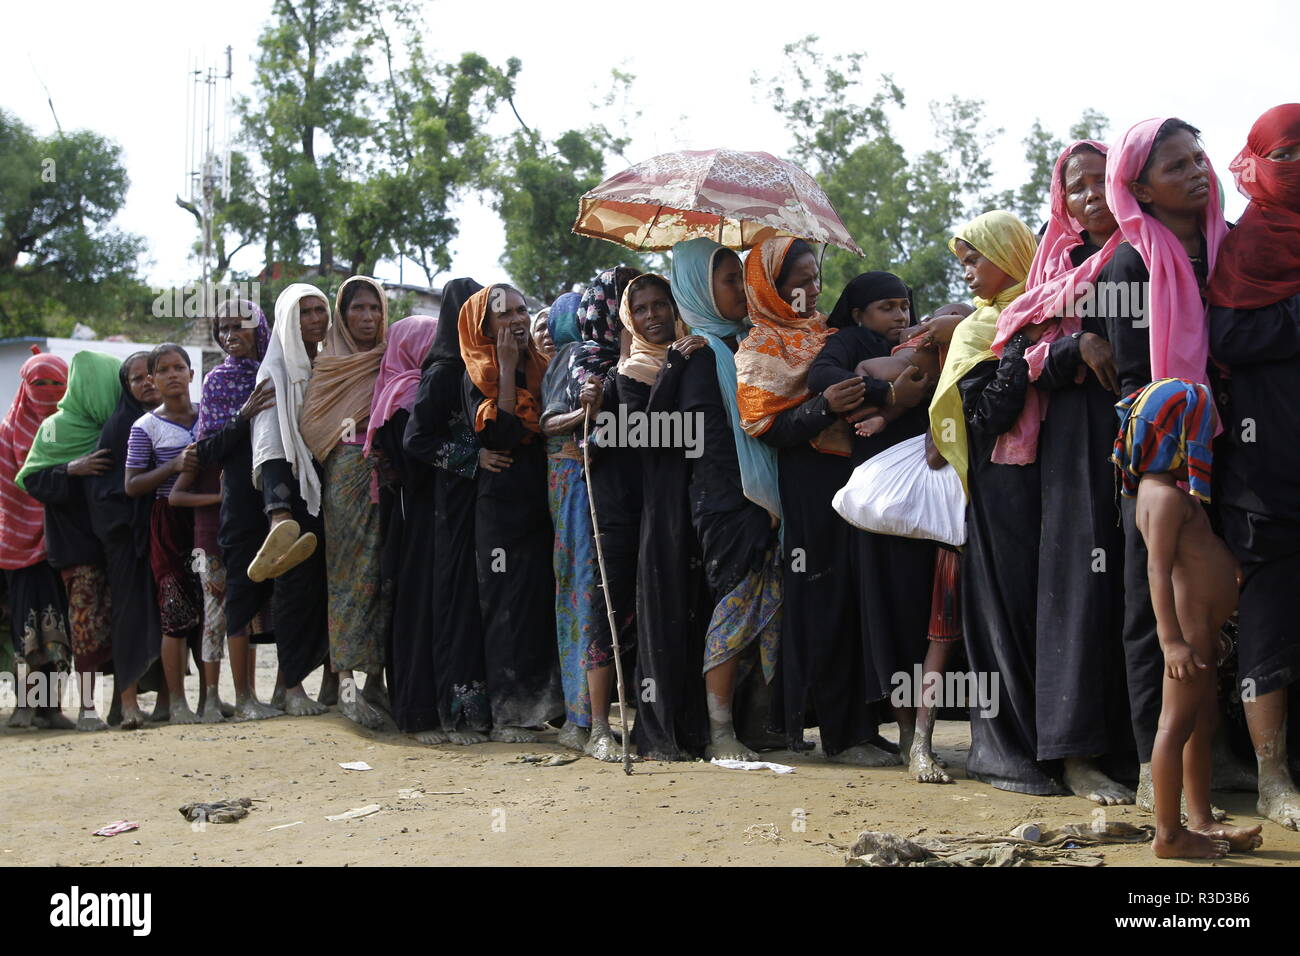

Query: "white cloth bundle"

xmin=832 ymin=433 xmax=966 ymax=547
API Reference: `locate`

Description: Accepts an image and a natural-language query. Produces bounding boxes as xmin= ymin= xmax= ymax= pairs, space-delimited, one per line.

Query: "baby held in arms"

xmin=847 ymin=303 xmax=971 ymax=440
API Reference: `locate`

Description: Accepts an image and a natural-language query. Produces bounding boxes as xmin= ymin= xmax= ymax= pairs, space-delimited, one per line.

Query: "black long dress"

xmin=675 ymin=348 xmax=779 ymax=723
xmin=195 ymin=416 xmax=275 ymax=643
xmin=376 ymin=408 xmax=439 ymax=733
xmin=626 ymin=363 xmax=713 ymax=760
xmin=463 ymin=372 xmax=562 ymax=729
xmin=1210 ymin=292 xmax=1300 ymax=706
xmin=960 ymin=332 xmax=1068 ymax=794
xmin=808 ymin=326 xmax=936 ymax=727
xmin=1096 ymin=241 xmax=1210 ymax=762
xmin=90 ymin=388 xmax=160 ymax=690
xmin=256 ymin=455 xmax=329 ymax=688
xmin=588 ymin=372 xmax=643 ymax=666
xmin=1031 ymin=242 xmax=1133 ymax=765
xmin=404 ymin=363 xmax=491 ymax=733
xmin=25 ymin=464 xmax=112 ymax=672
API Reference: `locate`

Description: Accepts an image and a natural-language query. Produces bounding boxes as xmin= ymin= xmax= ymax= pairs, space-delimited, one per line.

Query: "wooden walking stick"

xmin=582 ymin=400 xmax=634 ymax=774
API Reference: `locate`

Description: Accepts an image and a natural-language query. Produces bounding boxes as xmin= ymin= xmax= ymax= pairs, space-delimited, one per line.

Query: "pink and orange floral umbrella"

xmin=573 ymin=148 xmax=864 ymax=256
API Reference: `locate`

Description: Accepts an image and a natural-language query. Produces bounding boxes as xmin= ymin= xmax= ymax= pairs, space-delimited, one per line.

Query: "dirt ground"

xmin=2 ymin=656 xmax=1298 ymax=868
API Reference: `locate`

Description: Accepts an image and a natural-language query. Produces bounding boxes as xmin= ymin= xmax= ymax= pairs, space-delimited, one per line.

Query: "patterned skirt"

xmin=5 ymin=562 xmax=70 ymax=671
xmin=149 ymin=498 xmax=202 ymax=640
xmin=322 ymin=443 xmax=388 ymax=674
xmin=547 ymin=456 xmax=594 ymax=728
xmin=702 ymin=546 xmax=782 ymax=682
xmin=59 ymin=564 xmax=112 ymax=671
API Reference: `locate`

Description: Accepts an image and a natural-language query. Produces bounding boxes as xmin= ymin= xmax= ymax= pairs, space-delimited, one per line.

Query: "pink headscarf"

xmin=991 ymin=141 xmax=1123 ymax=464
xmin=363 ymin=315 xmax=439 ymax=456
xmin=1105 ymin=118 xmax=1228 ymax=389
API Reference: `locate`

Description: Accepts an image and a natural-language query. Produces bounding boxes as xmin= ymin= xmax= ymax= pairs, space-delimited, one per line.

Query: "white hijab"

xmin=252 ymin=283 xmax=330 ymax=515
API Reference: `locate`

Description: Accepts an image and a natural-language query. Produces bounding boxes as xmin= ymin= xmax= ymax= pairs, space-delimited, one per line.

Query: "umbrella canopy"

xmin=573 ymin=148 xmax=864 ymax=256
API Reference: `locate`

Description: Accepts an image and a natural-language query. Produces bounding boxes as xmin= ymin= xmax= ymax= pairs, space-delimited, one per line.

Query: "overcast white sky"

xmin=6 ymin=0 xmax=1296 ymax=295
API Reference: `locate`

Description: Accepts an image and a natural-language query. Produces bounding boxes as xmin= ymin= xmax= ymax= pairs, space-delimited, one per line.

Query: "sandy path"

xmin=2 ymin=659 xmax=1298 ymax=867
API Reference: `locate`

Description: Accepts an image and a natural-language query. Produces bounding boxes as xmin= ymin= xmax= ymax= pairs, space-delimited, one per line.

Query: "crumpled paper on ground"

xmin=845 ymin=821 xmax=1153 ymax=867
xmin=710 ymin=758 xmax=796 ymax=774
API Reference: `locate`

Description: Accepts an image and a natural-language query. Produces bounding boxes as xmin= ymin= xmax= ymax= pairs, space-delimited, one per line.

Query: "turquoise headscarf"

xmin=547 ymin=292 xmax=583 ymax=348
xmin=670 ymin=237 xmax=781 ymax=525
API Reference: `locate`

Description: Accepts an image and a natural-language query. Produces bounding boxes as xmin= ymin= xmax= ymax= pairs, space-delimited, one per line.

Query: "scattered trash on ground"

xmin=514 ymin=754 xmax=579 ymax=767
xmin=845 ymin=821 xmax=1153 ymax=867
xmin=743 ymin=823 xmax=784 ymax=846
xmin=179 ymin=798 xmax=254 ymax=824
xmin=338 ymin=761 xmax=373 ymax=771
xmin=324 ymin=804 xmax=381 ymax=822
xmin=710 ymin=758 xmax=796 ymax=774
xmin=266 ymin=821 xmax=304 ymax=832
xmin=92 ymin=820 xmax=139 ymax=837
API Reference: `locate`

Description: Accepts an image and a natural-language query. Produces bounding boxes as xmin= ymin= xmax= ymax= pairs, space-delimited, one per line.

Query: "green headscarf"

xmin=16 ymin=350 xmax=123 ymax=491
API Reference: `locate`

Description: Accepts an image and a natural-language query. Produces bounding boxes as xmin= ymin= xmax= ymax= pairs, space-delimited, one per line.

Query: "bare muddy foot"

xmin=830 ymin=743 xmax=902 ymax=767
xmin=283 ymin=690 xmax=328 ymax=717
xmin=1190 ymin=822 xmax=1263 ymax=852
xmin=910 ymin=747 xmax=953 ymax=784
xmin=232 ymin=698 xmax=281 ymax=722
xmin=448 ymin=730 xmax=489 ymax=746
xmin=340 ymin=693 xmax=384 ymax=731
xmin=1064 ymin=757 xmax=1135 ymax=806
xmin=414 ymin=729 xmax=448 ymax=745
xmin=705 ymin=734 xmax=759 ymax=762
xmin=585 ymin=725 xmax=623 ymax=762
xmin=169 ymin=699 xmax=202 ymax=726
xmin=119 ymin=704 xmax=146 ymax=731
xmin=361 ymin=676 xmax=390 ymax=714
xmin=1258 ymin=785 xmax=1300 ymax=831
xmin=1152 ymin=828 xmax=1230 ymax=859
xmin=556 ymin=723 xmax=590 ymax=752
xmin=491 ymin=725 xmax=540 ymax=744
xmin=1136 ymin=763 xmax=1224 ymax=820
xmin=34 ymin=709 xmax=76 ymax=730
xmin=7 ymin=707 xmax=35 ymax=729
xmin=200 ymin=696 xmax=225 ymax=724
xmin=76 ymin=711 xmax=108 ymax=732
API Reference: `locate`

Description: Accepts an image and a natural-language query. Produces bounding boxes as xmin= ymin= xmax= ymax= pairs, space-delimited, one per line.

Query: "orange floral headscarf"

xmin=735 ymin=237 xmax=849 ymax=455
xmin=458 ymin=284 xmax=549 ymax=435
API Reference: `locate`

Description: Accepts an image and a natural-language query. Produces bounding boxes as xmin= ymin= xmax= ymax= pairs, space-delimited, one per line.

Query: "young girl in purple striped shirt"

xmin=124 ymin=344 xmax=207 ymax=725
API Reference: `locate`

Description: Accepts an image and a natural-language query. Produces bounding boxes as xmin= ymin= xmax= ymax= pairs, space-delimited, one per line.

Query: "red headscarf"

xmin=1208 ymin=104 xmax=1300 ymax=309
xmin=0 ymin=351 xmax=68 ymax=569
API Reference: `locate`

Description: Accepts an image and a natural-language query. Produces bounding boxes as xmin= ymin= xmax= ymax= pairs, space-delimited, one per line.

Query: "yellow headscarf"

xmin=928 ymin=210 xmax=1037 ymax=498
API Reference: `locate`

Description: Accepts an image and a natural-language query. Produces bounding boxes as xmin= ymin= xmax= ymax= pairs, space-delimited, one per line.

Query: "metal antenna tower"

xmin=182 ymin=46 xmax=234 ymax=309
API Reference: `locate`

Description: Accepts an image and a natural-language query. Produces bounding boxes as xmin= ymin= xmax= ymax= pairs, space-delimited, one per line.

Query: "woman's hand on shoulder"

xmin=669 ymin=335 xmax=708 ymax=359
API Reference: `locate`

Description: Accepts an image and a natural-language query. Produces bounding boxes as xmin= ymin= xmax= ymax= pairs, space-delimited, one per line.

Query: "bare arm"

xmin=125 ymin=446 xmax=194 ymax=498
xmin=168 ymin=466 xmax=222 ymax=509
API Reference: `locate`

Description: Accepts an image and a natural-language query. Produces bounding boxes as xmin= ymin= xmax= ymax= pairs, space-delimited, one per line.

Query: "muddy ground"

xmin=2 ymin=657 xmax=1297 ymax=868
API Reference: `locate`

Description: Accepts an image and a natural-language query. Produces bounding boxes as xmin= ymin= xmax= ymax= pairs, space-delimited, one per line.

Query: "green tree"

xmin=237 ymin=0 xmax=516 ymax=285
xmin=994 ymin=109 xmax=1112 ymax=232
xmin=0 ymin=110 xmax=145 ymax=336
xmin=756 ymin=38 xmax=988 ymax=311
